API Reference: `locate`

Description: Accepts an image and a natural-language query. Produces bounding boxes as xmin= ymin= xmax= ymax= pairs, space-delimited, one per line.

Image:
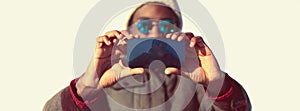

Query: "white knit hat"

xmin=127 ymin=0 xmax=182 ymax=28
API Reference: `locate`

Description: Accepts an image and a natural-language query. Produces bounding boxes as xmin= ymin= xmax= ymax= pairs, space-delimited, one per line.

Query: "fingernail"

xmin=190 ymin=42 xmax=195 ymax=47
xmin=134 ymin=34 xmax=139 ymax=38
xmin=166 ymin=34 xmax=171 ymax=38
xmin=119 ymin=34 xmax=124 ymax=38
xmin=164 ymin=70 xmax=170 ymax=74
xmin=113 ymin=39 xmax=117 ymax=43
xmin=178 ymin=37 xmax=183 ymax=41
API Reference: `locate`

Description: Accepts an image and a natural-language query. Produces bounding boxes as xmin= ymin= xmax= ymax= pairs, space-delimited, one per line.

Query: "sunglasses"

xmin=136 ymin=19 xmax=177 ymax=35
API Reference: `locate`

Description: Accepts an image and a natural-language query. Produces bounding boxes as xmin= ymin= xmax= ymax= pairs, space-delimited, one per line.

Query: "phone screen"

xmin=127 ymin=38 xmax=185 ymax=68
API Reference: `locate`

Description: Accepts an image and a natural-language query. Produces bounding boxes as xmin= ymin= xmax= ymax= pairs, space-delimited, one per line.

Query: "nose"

xmin=147 ymin=24 xmax=163 ymax=38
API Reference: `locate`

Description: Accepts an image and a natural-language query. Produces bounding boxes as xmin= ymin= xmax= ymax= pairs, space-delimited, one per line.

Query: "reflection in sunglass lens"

xmin=137 ymin=20 xmax=151 ymax=35
xmin=159 ymin=20 xmax=174 ymax=34
xmin=136 ymin=20 xmax=175 ymax=35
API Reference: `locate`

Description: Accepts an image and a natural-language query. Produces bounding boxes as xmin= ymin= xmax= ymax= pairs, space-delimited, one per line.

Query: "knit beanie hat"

xmin=127 ymin=0 xmax=182 ymax=29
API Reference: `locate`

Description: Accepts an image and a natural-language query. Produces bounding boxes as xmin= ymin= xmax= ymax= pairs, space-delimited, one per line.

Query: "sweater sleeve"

xmin=43 ymin=88 xmax=64 ymax=111
xmin=208 ymin=73 xmax=252 ymax=111
xmin=43 ymin=80 xmax=91 ymax=111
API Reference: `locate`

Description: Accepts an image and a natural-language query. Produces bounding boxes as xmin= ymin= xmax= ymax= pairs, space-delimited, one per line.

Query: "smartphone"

xmin=127 ymin=38 xmax=185 ymax=68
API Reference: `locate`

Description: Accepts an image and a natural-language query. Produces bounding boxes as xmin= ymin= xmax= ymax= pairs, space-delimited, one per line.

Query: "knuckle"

xmin=180 ymin=33 xmax=186 ymax=37
xmin=104 ymin=31 xmax=111 ymax=35
xmin=196 ymin=36 xmax=202 ymax=39
xmin=120 ymin=30 xmax=127 ymax=34
xmin=112 ymin=30 xmax=121 ymax=34
xmin=105 ymin=30 xmax=117 ymax=35
xmin=185 ymin=32 xmax=194 ymax=38
xmin=97 ymin=36 xmax=104 ymax=41
xmin=100 ymin=35 xmax=108 ymax=39
xmin=191 ymin=37 xmax=197 ymax=41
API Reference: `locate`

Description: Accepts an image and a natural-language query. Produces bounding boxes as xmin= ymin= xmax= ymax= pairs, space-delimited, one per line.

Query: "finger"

xmin=166 ymin=33 xmax=173 ymax=38
xmin=177 ymin=33 xmax=186 ymax=42
xmin=184 ymin=32 xmax=195 ymax=39
xmin=105 ymin=30 xmax=123 ymax=39
xmin=120 ymin=30 xmax=130 ymax=38
xmin=118 ymin=30 xmax=128 ymax=42
xmin=112 ymin=39 xmax=118 ymax=44
xmin=189 ymin=37 xmax=197 ymax=47
xmin=102 ymin=36 xmax=112 ymax=46
xmin=189 ymin=36 xmax=205 ymax=48
xmin=108 ymin=30 xmax=128 ymax=44
xmin=165 ymin=67 xmax=180 ymax=75
xmin=126 ymin=34 xmax=134 ymax=39
xmin=133 ymin=34 xmax=140 ymax=38
xmin=96 ymin=36 xmax=104 ymax=48
xmin=171 ymin=32 xmax=181 ymax=40
xmin=97 ymin=36 xmax=111 ymax=47
xmin=192 ymin=36 xmax=212 ymax=56
xmin=120 ymin=67 xmax=144 ymax=78
xmin=116 ymin=37 xmax=128 ymax=46
xmin=130 ymin=68 xmax=145 ymax=74
xmin=194 ymin=36 xmax=205 ymax=48
xmin=104 ymin=30 xmax=122 ymax=44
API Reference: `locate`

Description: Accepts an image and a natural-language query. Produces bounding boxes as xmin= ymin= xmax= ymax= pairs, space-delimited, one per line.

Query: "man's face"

xmin=131 ymin=3 xmax=179 ymax=38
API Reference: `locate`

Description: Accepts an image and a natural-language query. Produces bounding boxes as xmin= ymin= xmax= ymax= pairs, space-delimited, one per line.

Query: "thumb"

xmin=164 ymin=67 xmax=180 ymax=75
xmin=119 ymin=67 xmax=145 ymax=78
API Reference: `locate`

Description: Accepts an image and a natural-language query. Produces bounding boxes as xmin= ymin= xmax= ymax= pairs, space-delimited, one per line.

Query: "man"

xmin=44 ymin=1 xmax=251 ymax=111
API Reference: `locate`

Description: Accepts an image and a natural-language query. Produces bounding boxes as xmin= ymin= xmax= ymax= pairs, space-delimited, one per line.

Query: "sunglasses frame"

xmin=134 ymin=19 xmax=179 ymax=35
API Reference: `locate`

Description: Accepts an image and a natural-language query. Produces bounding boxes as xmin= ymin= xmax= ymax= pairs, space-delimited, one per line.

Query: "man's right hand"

xmin=75 ymin=30 xmax=144 ymax=100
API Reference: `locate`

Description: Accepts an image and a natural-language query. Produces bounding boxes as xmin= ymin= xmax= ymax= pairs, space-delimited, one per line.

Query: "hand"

xmin=188 ymin=33 xmax=224 ymax=83
xmin=164 ymin=32 xmax=224 ymax=86
xmin=75 ymin=30 xmax=144 ymax=100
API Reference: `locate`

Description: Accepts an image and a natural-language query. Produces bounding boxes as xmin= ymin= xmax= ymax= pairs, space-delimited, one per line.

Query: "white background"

xmin=0 ymin=0 xmax=299 ymax=110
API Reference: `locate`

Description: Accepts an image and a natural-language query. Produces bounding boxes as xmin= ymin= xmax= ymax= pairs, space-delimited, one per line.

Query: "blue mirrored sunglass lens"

xmin=159 ymin=20 xmax=174 ymax=34
xmin=137 ymin=20 xmax=151 ymax=34
xmin=137 ymin=20 xmax=175 ymax=35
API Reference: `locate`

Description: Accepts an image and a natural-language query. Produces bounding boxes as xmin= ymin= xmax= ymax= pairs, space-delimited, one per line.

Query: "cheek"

xmin=135 ymin=31 xmax=162 ymax=38
xmin=129 ymin=27 xmax=148 ymax=38
xmin=136 ymin=31 xmax=148 ymax=38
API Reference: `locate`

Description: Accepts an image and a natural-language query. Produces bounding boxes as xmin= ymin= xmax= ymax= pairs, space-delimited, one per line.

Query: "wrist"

xmin=75 ymin=79 xmax=102 ymax=100
xmin=70 ymin=79 xmax=89 ymax=109
xmin=71 ymin=79 xmax=101 ymax=108
xmin=205 ymin=73 xmax=233 ymax=100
